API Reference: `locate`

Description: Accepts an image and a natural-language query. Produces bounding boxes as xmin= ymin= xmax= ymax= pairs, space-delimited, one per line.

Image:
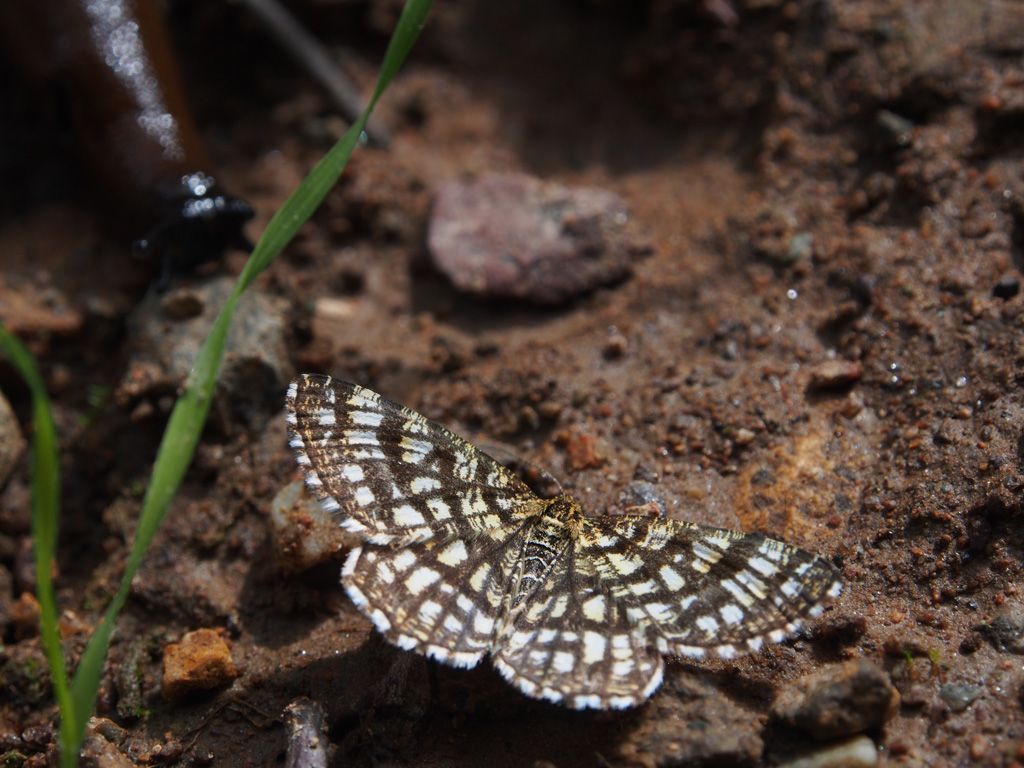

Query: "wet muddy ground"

xmin=2 ymin=1 xmax=1024 ymax=765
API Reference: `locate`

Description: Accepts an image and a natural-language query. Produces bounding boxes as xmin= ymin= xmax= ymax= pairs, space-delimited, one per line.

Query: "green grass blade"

xmin=0 ymin=327 xmax=79 ymax=764
xmin=65 ymin=0 xmax=434 ymax=762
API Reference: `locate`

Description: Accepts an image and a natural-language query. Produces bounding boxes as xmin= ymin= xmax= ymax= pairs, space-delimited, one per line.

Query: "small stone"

xmin=772 ymin=660 xmax=899 ymax=740
xmin=939 ymin=683 xmax=983 ymax=713
xmin=428 ymin=173 xmax=648 ymax=304
xmin=969 ymin=735 xmax=988 ymax=761
xmin=808 ymin=360 xmax=863 ymax=392
xmin=787 ymin=232 xmax=814 ymax=263
xmin=11 ymin=592 xmax=40 ymax=639
xmin=0 ymin=392 xmax=24 ymax=492
xmin=149 ymin=739 xmax=184 ymax=764
xmin=602 ymin=328 xmax=629 ymax=359
xmin=734 ymin=427 xmax=756 ymax=446
xmin=161 ymin=628 xmax=238 ymax=700
xmin=269 ymin=480 xmax=351 ymax=572
xmin=977 ymin=601 xmax=1024 ymax=654
xmin=80 ymin=718 xmax=133 ymax=768
xmin=313 ymin=297 xmax=357 ymax=323
xmin=20 ymin=724 xmax=52 ymax=749
xmin=560 ymin=428 xmax=605 ymax=471
xmin=876 ymin=109 xmax=914 ymax=146
xmin=776 ymin=735 xmax=878 ymax=768
xmin=87 ymin=717 xmax=127 ymax=746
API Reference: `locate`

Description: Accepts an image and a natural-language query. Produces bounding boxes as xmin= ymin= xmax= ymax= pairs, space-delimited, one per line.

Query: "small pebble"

xmin=80 ymin=718 xmax=132 ymax=768
xmin=559 ymin=428 xmax=605 ymax=471
xmin=969 ymin=734 xmax=988 ymax=761
xmin=808 ymin=360 xmax=863 ymax=392
xmin=787 ymin=232 xmax=814 ymax=263
xmin=20 ymin=724 xmax=53 ymax=749
xmin=939 ymin=682 xmax=983 ymax=713
xmin=977 ymin=601 xmax=1024 ymax=653
xmin=603 ymin=328 xmax=628 ymax=359
xmin=734 ymin=427 xmax=756 ymax=446
xmin=162 ymin=628 xmax=238 ymax=700
xmin=776 ymin=735 xmax=878 ymax=768
xmin=876 ymin=109 xmax=914 ymax=145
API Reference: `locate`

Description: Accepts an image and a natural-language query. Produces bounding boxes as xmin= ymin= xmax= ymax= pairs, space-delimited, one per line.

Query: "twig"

xmin=284 ymin=698 xmax=332 ymax=768
xmin=237 ymin=0 xmax=392 ymax=147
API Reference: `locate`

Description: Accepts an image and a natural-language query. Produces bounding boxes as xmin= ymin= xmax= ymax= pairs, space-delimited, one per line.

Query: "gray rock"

xmin=977 ymin=602 xmax=1024 ymax=654
xmin=117 ymin=277 xmax=291 ymax=429
xmin=0 ymin=391 xmax=24 ymax=491
xmin=428 ymin=173 xmax=649 ymax=304
xmin=939 ymin=683 xmax=983 ymax=713
xmin=772 ymin=660 xmax=899 ymax=741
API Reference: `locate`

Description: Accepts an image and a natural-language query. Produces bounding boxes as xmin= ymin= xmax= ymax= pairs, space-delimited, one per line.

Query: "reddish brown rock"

xmin=161 ymin=628 xmax=238 ymax=701
xmin=428 ymin=173 xmax=648 ymax=304
xmin=558 ymin=428 xmax=606 ymax=471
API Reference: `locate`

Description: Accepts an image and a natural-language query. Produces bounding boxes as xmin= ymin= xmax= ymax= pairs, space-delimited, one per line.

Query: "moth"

xmin=286 ymin=375 xmax=842 ymax=708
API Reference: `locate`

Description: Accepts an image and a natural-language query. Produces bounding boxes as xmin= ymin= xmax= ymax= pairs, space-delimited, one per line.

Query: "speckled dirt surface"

xmin=2 ymin=1 xmax=1024 ymax=766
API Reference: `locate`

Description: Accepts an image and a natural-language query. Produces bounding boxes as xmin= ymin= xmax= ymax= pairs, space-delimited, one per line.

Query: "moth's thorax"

xmin=543 ymin=494 xmax=585 ymax=538
xmin=510 ymin=499 xmax=578 ymax=610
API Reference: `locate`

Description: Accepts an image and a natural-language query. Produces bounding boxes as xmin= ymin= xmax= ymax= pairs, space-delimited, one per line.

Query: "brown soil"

xmin=2 ymin=1 xmax=1024 ymax=766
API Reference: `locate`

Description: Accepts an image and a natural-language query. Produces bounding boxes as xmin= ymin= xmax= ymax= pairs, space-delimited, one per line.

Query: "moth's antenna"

xmin=478 ymin=440 xmax=564 ymax=497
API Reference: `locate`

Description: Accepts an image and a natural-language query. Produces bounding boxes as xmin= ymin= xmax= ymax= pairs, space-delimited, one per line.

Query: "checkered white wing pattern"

xmin=286 ymin=375 xmax=543 ymax=545
xmin=580 ymin=516 xmax=843 ymax=661
xmin=285 ymin=377 xmax=844 ymax=710
xmin=492 ymin=543 xmax=665 ymax=709
xmin=341 ymin=520 xmax=533 ymax=669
